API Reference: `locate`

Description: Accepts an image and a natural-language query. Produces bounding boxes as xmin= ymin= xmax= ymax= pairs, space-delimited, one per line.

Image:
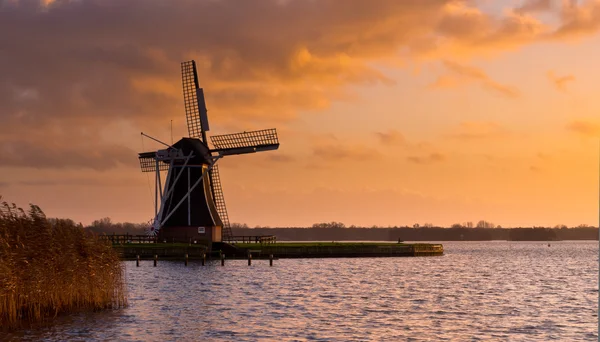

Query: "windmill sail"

xmin=209 ymin=165 xmax=233 ymax=241
xmin=181 ymin=61 xmax=209 ymax=142
xmin=210 ymin=128 xmax=279 ymax=155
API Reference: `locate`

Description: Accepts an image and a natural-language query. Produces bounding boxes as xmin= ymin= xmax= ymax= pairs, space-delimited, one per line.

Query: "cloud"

xmin=312 ymin=135 xmax=381 ymax=161
xmin=266 ymin=154 xmax=295 ymax=163
xmin=2 ymin=0 xmax=600 ymax=171
xmin=537 ymin=152 xmax=551 ymax=160
xmin=567 ymin=120 xmax=600 ymax=137
xmin=547 ymin=71 xmax=576 ymax=92
xmin=407 ymin=152 xmax=446 ymax=164
xmin=313 ymin=145 xmax=381 ymax=161
xmin=2 ymin=177 xmax=145 ymax=187
xmin=447 ymin=121 xmax=510 ymax=141
xmin=374 ymin=130 xmax=407 ymax=146
xmin=0 ymin=0 xmax=434 ymax=135
xmin=0 ymin=138 xmax=136 ymax=171
xmin=529 ymin=165 xmax=543 ymax=173
xmin=515 ymin=0 xmax=553 ymax=14
xmin=549 ymin=0 xmax=600 ymax=39
xmin=432 ymin=61 xmax=520 ymax=98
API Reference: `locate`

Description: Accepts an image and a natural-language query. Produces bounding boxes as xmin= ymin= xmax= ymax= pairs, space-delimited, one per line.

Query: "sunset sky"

xmin=1 ymin=0 xmax=599 ymax=228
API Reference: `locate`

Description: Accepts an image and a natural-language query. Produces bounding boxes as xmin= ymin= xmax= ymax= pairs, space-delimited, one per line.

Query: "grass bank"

xmin=0 ymin=199 xmax=127 ymax=331
xmin=233 ymin=242 xmax=404 ymax=249
xmin=229 ymin=241 xmax=444 ymax=258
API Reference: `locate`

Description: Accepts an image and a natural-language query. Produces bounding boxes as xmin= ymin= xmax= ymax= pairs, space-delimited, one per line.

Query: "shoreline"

xmin=112 ymin=242 xmax=444 ymax=259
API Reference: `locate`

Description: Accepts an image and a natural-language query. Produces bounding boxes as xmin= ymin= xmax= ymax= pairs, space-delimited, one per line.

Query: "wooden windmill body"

xmin=138 ymin=61 xmax=279 ymax=243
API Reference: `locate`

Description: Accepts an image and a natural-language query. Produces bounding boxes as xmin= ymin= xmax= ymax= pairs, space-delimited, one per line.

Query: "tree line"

xmin=78 ymin=218 xmax=598 ymax=241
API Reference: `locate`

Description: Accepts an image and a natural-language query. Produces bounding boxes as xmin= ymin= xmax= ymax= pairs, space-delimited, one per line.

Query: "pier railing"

xmin=99 ymin=234 xmax=157 ymax=244
xmin=100 ymin=234 xmax=278 ymax=245
xmin=225 ymin=235 xmax=277 ymax=244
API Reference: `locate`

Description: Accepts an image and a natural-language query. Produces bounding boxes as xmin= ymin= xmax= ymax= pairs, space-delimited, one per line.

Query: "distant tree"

xmin=554 ymin=224 xmax=568 ymax=229
xmin=85 ymin=217 xmax=146 ymax=235
xmin=231 ymin=223 xmax=249 ymax=230
xmin=496 ymin=225 xmax=502 ymax=229
xmin=464 ymin=221 xmax=474 ymax=228
xmin=450 ymin=223 xmax=463 ymax=229
xmin=91 ymin=217 xmax=112 ymax=228
xmin=413 ymin=223 xmax=420 ymax=228
xmin=423 ymin=223 xmax=434 ymax=228
xmin=48 ymin=218 xmax=77 ymax=227
xmin=476 ymin=220 xmax=495 ymax=229
xmin=312 ymin=221 xmax=346 ymax=229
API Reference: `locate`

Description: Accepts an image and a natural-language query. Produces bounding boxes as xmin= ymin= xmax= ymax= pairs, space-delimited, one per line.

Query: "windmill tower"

xmin=138 ymin=60 xmax=279 ymax=243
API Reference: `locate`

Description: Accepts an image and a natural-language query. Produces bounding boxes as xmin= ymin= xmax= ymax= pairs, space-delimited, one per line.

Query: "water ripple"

xmin=1 ymin=241 xmax=597 ymax=341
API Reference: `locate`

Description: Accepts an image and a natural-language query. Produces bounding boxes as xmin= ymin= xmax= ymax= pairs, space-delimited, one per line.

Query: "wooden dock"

xmin=231 ymin=243 xmax=444 ymax=258
xmin=103 ymin=234 xmax=444 ymax=261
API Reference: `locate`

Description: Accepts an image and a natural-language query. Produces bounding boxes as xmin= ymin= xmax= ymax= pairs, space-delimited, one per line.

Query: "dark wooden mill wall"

xmin=158 ymin=165 xmax=223 ymax=243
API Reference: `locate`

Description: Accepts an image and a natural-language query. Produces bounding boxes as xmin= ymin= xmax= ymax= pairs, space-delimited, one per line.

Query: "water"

xmin=3 ymin=241 xmax=598 ymax=341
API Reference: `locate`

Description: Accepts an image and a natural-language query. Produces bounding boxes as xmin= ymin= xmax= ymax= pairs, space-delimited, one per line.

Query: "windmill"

xmin=138 ymin=60 xmax=279 ymax=243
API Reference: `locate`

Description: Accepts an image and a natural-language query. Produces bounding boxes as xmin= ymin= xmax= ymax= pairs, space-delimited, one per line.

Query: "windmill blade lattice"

xmin=181 ymin=61 xmax=204 ymax=141
xmin=210 ymin=128 xmax=278 ymax=150
xmin=209 ymin=165 xmax=233 ymax=241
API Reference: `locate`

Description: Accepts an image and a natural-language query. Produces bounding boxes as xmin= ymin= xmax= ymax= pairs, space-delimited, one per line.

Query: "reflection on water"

xmin=3 ymin=241 xmax=598 ymax=341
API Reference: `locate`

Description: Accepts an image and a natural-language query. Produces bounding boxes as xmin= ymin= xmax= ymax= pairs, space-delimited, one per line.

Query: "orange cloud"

xmin=515 ymin=0 xmax=553 ymax=14
xmin=374 ymin=130 xmax=407 ymax=146
xmin=265 ymin=154 xmax=295 ymax=163
xmin=0 ymin=138 xmax=136 ymax=171
xmin=407 ymin=153 xmax=446 ymax=164
xmin=1 ymin=0 xmax=600 ymax=174
xmin=433 ymin=61 xmax=520 ymax=98
xmin=550 ymin=0 xmax=600 ymax=39
xmin=547 ymin=71 xmax=576 ymax=92
xmin=529 ymin=165 xmax=543 ymax=173
xmin=567 ymin=120 xmax=600 ymax=137
xmin=447 ymin=122 xmax=511 ymax=141
xmin=313 ymin=145 xmax=381 ymax=162
xmin=311 ymin=135 xmax=381 ymax=162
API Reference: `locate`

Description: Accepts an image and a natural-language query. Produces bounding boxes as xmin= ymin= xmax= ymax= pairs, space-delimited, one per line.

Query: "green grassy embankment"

xmin=0 ymin=199 xmax=127 ymax=331
xmin=230 ymin=241 xmax=444 ymax=258
xmin=115 ymin=243 xmax=204 ymax=248
xmin=233 ymin=242 xmax=403 ymax=249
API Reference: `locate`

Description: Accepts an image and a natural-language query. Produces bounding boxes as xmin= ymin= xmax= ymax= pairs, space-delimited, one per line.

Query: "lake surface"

xmin=4 ymin=241 xmax=598 ymax=341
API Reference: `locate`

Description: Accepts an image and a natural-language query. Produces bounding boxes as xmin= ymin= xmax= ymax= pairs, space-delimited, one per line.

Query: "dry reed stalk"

xmin=0 ymin=198 xmax=127 ymax=331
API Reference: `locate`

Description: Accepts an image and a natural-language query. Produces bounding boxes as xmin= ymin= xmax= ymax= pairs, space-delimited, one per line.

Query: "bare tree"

xmin=476 ymin=220 xmax=495 ymax=229
xmin=312 ymin=221 xmax=346 ymax=229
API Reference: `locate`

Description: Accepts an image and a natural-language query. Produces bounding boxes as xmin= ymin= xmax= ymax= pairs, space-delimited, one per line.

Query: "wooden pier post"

xmin=136 ymin=255 xmax=140 ymax=267
xmin=221 ymin=254 xmax=225 ymax=266
xmin=248 ymin=253 xmax=252 ymax=266
xmin=154 ymin=255 xmax=157 ymax=267
xmin=185 ymin=254 xmax=188 ymax=266
xmin=201 ymin=254 xmax=206 ymax=266
xmin=269 ymin=254 xmax=273 ymax=266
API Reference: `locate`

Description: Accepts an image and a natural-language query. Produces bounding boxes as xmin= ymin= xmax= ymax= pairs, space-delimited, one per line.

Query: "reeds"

xmin=0 ymin=198 xmax=127 ymax=331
